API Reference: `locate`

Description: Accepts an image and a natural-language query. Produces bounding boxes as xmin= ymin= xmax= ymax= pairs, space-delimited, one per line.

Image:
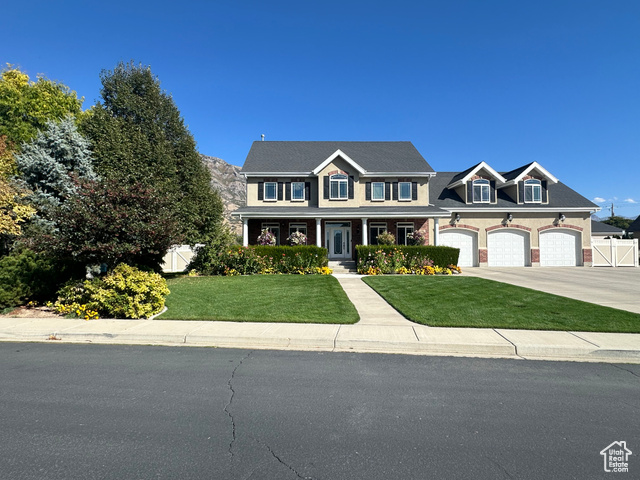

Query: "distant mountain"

xmin=200 ymin=154 xmax=246 ymax=235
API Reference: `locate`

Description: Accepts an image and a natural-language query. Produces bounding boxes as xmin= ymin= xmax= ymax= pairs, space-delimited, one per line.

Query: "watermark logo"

xmin=600 ymin=441 xmax=632 ymax=473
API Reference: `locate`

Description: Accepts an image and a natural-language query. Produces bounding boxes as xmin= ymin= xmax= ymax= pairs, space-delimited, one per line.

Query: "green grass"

xmin=363 ymin=276 xmax=640 ymax=332
xmin=158 ymin=275 xmax=359 ymax=323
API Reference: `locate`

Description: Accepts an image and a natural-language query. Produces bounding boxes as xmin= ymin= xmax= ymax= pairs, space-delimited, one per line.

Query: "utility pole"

xmin=610 ymin=203 xmax=615 ymax=217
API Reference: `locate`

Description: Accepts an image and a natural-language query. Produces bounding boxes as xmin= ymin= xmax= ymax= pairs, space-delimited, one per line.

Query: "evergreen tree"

xmin=80 ymin=61 xmax=223 ymax=244
xmin=16 ymin=116 xmax=97 ymax=212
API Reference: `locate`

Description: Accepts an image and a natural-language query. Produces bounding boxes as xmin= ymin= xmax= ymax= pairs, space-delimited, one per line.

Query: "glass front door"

xmin=327 ymin=224 xmax=351 ymax=259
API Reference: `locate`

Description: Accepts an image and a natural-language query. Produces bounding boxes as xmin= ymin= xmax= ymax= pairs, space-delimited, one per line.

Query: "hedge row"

xmin=190 ymin=245 xmax=329 ymax=275
xmin=356 ymin=245 xmax=460 ymax=274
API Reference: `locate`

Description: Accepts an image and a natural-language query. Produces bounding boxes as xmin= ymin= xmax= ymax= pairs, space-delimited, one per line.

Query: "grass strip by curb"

xmin=363 ymin=276 xmax=640 ymax=332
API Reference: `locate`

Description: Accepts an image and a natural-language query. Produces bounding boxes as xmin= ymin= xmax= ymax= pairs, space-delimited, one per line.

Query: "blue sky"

xmin=3 ymin=0 xmax=639 ymax=218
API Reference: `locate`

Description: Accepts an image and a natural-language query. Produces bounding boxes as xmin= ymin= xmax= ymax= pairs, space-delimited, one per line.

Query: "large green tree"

xmin=80 ymin=61 xmax=223 ymax=244
xmin=603 ymin=216 xmax=632 ymax=230
xmin=0 ymin=66 xmax=83 ymax=148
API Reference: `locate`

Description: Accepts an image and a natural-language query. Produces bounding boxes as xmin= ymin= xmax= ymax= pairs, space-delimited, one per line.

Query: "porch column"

xmin=362 ymin=218 xmax=368 ymax=245
xmin=242 ymin=218 xmax=249 ymax=247
xmin=315 ymin=218 xmax=322 ymax=247
xmin=434 ymin=217 xmax=439 ymax=246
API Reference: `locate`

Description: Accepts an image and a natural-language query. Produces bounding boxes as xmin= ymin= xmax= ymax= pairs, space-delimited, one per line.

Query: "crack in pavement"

xmin=610 ymin=364 xmax=640 ymax=379
xmin=224 ymin=350 xmax=253 ymax=457
xmin=484 ymin=455 xmax=515 ymax=479
xmin=256 ymin=439 xmax=314 ymax=479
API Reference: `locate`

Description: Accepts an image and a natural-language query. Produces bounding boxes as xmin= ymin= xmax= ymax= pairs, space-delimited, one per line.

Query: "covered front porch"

xmin=235 ymin=206 xmax=450 ymax=260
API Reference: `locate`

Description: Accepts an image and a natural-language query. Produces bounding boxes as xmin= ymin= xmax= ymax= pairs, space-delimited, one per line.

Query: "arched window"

xmin=524 ymin=179 xmax=542 ymax=203
xmin=472 ymin=179 xmax=490 ymax=203
xmin=330 ymin=174 xmax=348 ymax=199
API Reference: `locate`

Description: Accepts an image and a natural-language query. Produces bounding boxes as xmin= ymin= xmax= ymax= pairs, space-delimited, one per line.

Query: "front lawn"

xmin=158 ymin=275 xmax=359 ymax=323
xmin=363 ymin=276 xmax=640 ymax=332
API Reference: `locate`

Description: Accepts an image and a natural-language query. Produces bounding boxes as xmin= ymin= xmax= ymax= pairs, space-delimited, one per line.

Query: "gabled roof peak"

xmin=501 ymin=161 xmax=558 ymax=185
xmin=446 ymin=161 xmax=506 ymax=189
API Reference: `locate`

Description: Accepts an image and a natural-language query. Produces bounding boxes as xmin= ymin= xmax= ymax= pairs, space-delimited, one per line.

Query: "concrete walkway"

xmin=1 ymin=274 xmax=639 ymax=363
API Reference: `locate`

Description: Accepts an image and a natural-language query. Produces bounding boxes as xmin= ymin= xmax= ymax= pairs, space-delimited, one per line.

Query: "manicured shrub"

xmin=52 ymin=264 xmax=169 ymax=319
xmin=356 ymin=245 xmax=460 ymax=274
xmin=189 ymin=245 xmax=329 ymax=276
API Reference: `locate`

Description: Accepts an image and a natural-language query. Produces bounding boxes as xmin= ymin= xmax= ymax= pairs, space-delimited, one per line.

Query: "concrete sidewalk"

xmin=1 ymin=275 xmax=639 ymax=363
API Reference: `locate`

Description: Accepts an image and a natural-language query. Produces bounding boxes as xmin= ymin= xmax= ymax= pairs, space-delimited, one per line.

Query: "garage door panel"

xmin=439 ymin=230 xmax=477 ymax=267
xmin=540 ymin=230 xmax=580 ymax=267
xmin=488 ymin=230 xmax=529 ymax=267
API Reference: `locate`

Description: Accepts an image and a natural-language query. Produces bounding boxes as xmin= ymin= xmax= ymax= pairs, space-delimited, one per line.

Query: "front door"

xmin=326 ymin=224 xmax=351 ymax=259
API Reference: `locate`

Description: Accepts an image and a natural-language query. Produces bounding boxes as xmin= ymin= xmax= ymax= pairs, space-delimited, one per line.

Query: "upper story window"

xmin=399 ymin=182 xmax=412 ymax=201
xmin=524 ymin=179 xmax=542 ymax=203
xmin=371 ymin=182 xmax=385 ymax=201
xmin=264 ymin=182 xmax=277 ymax=201
xmin=472 ymin=179 xmax=490 ymax=203
xmin=330 ymin=174 xmax=348 ymax=200
xmin=291 ymin=182 xmax=305 ymax=201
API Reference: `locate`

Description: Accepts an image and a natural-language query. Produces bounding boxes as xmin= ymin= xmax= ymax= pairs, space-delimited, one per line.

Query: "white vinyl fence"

xmin=161 ymin=245 xmax=203 ymax=273
xmin=591 ymin=238 xmax=638 ymax=267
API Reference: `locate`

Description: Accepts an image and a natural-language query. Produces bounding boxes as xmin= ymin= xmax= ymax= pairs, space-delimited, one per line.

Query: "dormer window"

xmin=472 ymin=179 xmax=490 ymax=203
xmin=524 ymin=179 xmax=542 ymax=203
xmin=330 ymin=174 xmax=348 ymax=200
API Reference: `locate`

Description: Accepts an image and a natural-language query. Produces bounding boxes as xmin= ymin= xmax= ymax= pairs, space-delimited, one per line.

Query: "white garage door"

xmin=488 ymin=230 xmax=528 ymax=267
xmin=539 ymin=230 xmax=580 ymax=266
xmin=439 ymin=230 xmax=477 ymax=267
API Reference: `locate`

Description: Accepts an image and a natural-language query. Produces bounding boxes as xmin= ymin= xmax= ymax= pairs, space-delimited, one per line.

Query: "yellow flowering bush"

xmin=53 ymin=264 xmax=169 ymax=319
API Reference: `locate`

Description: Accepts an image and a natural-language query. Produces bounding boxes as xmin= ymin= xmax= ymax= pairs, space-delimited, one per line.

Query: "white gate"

xmin=591 ymin=239 xmax=638 ymax=267
xmin=161 ymin=244 xmax=203 ymax=273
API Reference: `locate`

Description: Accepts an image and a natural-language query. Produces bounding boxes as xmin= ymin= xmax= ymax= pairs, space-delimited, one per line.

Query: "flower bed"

xmin=356 ymin=245 xmax=461 ymax=275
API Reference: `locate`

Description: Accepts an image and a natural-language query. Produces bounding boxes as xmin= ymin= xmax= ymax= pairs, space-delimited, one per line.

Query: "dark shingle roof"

xmin=447 ymin=162 xmax=482 ymax=185
xmin=241 ymin=141 xmax=434 ymax=173
xmin=502 ymin=163 xmax=534 ymax=181
xmin=591 ymin=220 xmax=625 ymax=234
xmin=628 ymin=215 xmax=640 ymax=233
xmin=430 ymin=172 xmax=599 ymax=210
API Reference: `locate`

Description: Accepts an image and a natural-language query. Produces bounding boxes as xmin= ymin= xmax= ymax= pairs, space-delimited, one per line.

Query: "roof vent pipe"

xmin=261 ymin=134 xmax=265 ymax=141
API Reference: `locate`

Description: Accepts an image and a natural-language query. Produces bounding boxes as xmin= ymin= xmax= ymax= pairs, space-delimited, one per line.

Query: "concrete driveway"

xmin=463 ymin=267 xmax=640 ymax=314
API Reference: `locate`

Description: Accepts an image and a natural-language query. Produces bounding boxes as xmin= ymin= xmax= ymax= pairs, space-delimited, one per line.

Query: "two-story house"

xmin=233 ymin=141 xmax=599 ymax=266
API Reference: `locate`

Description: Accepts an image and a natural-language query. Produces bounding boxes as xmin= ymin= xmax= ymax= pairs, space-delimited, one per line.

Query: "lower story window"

xmin=369 ymin=222 xmax=387 ymax=245
xmin=261 ymin=222 xmax=280 ymax=245
xmin=289 ymin=222 xmax=308 ymax=236
xmin=397 ymin=222 xmax=414 ymax=246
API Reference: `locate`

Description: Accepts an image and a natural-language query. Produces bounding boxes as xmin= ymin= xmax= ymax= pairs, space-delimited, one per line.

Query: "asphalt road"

xmin=0 ymin=344 xmax=638 ymax=480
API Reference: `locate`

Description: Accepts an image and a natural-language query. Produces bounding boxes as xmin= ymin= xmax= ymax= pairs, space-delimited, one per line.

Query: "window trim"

xmin=291 ymin=181 xmax=305 ymax=201
xmin=261 ymin=222 xmax=281 ymax=245
xmin=398 ymin=182 xmax=412 ymax=201
xmin=524 ymin=179 xmax=542 ymax=203
xmin=288 ymin=222 xmax=308 ymax=236
xmin=264 ymin=182 xmax=277 ymax=201
xmin=371 ymin=182 xmax=385 ymax=201
xmin=369 ymin=222 xmax=388 ymax=245
xmin=472 ymin=179 xmax=490 ymax=203
xmin=329 ymin=174 xmax=348 ymax=200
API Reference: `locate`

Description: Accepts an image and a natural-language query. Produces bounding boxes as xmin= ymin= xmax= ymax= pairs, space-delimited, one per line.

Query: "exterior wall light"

xmin=559 ymin=213 xmax=566 ymax=222
xmin=455 ymin=213 xmax=461 ymax=223
xmin=507 ymin=213 xmax=513 ymax=222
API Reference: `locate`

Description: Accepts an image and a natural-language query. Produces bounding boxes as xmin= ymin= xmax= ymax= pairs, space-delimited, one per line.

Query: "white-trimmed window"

xmin=330 ymin=174 xmax=348 ymax=200
xmin=524 ymin=179 xmax=542 ymax=203
xmin=289 ymin=222 xmax=307 ymax=236
xmin=291 ymin=182 xmax=305 ymax=201
xmin=262 ymin=222 xmax=280 ymax=245
xmin=399 ymin=182 xmax=412 ymax=201
xmin=369 ymin=222 xmax=387 ymax=245
xmin=372 ymin=182 xmax=385 ymax=201
xmin=472 ymin=179 xmax=490 ymax=203
xmin=264 ymin=182 xmax=277 ymax=201
xmin=397 ymin=222 xmax=415 ymax=246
